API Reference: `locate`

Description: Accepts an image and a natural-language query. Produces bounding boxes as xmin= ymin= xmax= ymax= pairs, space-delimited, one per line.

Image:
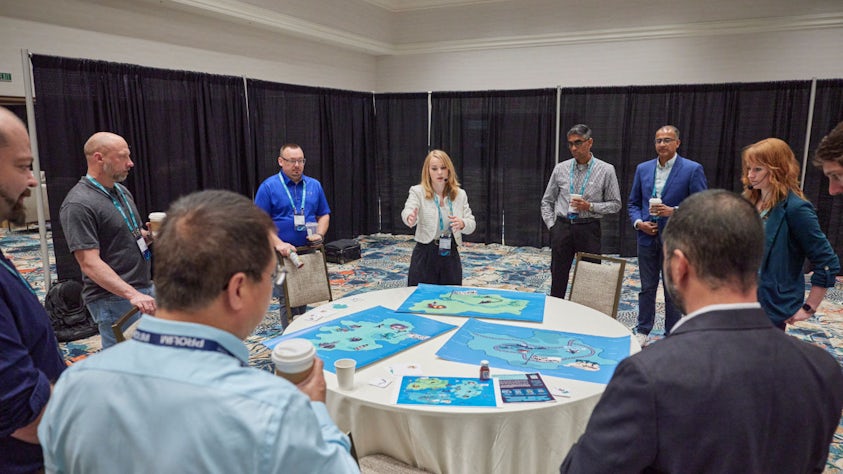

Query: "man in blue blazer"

xmin=628 ymin=125 xmax=707 ymax=343
xmin=561 ymin=190 xmax=843 ymax=474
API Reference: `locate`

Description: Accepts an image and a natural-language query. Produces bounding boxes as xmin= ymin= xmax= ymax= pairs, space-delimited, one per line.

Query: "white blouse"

xmin=401 ymin=185 xmax=476 ymax=245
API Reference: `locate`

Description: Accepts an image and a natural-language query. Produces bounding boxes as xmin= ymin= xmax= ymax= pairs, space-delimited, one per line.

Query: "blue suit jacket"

xmin=759 ymin=191 xmax=839 ymax=324
xmin=628 ymin=155 xmax=708 ymax=247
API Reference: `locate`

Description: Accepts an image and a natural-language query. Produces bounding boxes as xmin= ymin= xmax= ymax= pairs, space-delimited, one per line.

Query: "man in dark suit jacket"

xmin=561 ymin=189 xmax=843 ymax=474
xmin=628 ymin=125 xmax=707 ymax=343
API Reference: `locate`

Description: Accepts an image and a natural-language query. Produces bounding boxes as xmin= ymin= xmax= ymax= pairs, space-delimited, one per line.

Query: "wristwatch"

xmin=802 ymin=303 xmax=816 ymax=314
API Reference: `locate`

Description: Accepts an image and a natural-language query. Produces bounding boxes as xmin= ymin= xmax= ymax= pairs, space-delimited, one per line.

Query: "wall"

xmin=376 ymin=27 xmax=843 ymax=92
xmin=0 ymin=17 xmax=377 ymax=98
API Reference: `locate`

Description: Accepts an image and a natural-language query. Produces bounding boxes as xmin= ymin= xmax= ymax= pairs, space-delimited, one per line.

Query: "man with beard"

xmin=60 ymin=132 xmax=155 ymax=349
xmin=0 ymin=106 xmax=66 ymax=473
xmin=560 ymin=189 xmax=843 ymax=473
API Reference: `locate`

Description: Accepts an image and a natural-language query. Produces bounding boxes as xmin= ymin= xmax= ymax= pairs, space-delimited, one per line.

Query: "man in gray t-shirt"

xmin=60 ymin=132 xmax=155 ymax=349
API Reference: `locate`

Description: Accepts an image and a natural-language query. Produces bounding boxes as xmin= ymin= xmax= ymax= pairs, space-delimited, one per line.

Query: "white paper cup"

xmin=148 ymin=212 xmax=166 ymax=235
xmin=271 ymin=339 xmax=316 ymax=385
xmin=334 ymin=358 xmax=356 ymax=390
xmin=649 ymin=197 xmax=662 ymax=216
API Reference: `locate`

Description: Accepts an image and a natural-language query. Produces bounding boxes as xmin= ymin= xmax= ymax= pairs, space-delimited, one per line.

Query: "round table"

xmin=284 ymin=287 xmax=639 ymax=474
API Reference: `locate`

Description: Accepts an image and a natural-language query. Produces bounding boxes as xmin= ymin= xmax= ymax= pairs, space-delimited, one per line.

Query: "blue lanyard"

xmin=569 ymin=158 xmax=594 ymax=196
xmin=434 ymin=194 xmax=455 ymax=234
xmin=279 ymin=173 xmax=306 ymax=215
xmin=85 ymin=175 xmax=141 ymax=234
xmin=0 ymin=256 xmax=37 ymax=296
xmin=132 ymin=329 xmax=247 ymax=367
xmin=652 ymin=161 xmax=671 ymax=198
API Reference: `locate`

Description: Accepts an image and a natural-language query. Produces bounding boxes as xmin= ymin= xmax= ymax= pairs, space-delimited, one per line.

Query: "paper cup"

xmin=271 ymin=338 xmax=316 ymax=385
xmin=148 ymin=212 xmax=166 ymax=235
xmin=334 ymin=358 xmax=356 ymax=390
xmin=649 ymin=198 xmax=662 ymax=216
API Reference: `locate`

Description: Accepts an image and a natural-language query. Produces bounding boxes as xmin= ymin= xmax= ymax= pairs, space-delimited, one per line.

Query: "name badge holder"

xmin=294 ymin=213 xmax=306 ymax=231
xmin=439 ymin=234 xmax=452 ymax=257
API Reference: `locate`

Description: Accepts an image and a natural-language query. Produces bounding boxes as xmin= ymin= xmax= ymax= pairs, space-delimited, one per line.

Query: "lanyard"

xmin=569 ymin=158 xmax=594 ymax=196
xmin=434 ymin=194 xmax=455 ymax=234
xmin=0 ymin=256 xmax=37 ymax=296
xmin=279 ymin=173 xmax=306 ymax=215
xmin=132 ymin=329 xmax=246 ymax=367
xmin=85 ymin=175 xmax=141 ymax=234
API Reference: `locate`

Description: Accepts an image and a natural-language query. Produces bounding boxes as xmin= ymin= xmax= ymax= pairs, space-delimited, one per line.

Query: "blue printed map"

xmin=395 ymin=376 xmax=497 ymax=407
xmin=436 ymin=319 xmax=630 ymax=384
xmin=395 ymin=284 xmax=545 ymax=322
xmin=263 ymin=306 xmax=456 ymax=373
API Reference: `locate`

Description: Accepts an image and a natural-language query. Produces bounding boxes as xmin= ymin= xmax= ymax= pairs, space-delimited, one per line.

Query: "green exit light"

xmin=0 ymin=72 xmax=11 ymax=82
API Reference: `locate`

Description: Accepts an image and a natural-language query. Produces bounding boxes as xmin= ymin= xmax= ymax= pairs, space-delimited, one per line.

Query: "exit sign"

xmin=0 ymin=73 xmax=11 ymax=82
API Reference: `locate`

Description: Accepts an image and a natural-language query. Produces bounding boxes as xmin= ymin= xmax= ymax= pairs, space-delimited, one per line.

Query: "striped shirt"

xmin=541 ymin=155 xmax=622 ymax=228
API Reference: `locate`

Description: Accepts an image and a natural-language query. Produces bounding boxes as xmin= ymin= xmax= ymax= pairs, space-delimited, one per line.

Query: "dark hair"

xmin=814 ymin=121 xmax=843 ymax=167
xmin=154 ymin=190 xmax=276 ymax=312
xmin=567 ymin=124 xmax=592 ymax=139
xmin=662 ymin=189 xmax=763 ymax=293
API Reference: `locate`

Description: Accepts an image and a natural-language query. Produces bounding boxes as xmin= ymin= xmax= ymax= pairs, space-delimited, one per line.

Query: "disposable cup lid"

xmin=148 ymin=212 xmax=167 ymax=221
xmin=271 ymin=338 xmax=315 ymax=373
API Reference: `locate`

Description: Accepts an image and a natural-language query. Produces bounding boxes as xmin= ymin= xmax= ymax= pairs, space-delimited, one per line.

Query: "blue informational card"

xmin=496 ymin=373 xmax=554 ymax=403
xmin=395 ymin=376 xmax=497 ymax=407
xmin=263 ymin=306 xmax=457 ymax=373
xmin=395 ymin=284 xmax=546 ymax=323
xmin=436 ymin=319 xmax=631 ymax=384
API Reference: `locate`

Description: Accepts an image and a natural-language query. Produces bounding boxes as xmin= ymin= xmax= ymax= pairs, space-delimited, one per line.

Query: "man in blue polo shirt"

xmin=255 ymin=143 xmax=331 ymax=323
xmin=39 ymin=190 xmax=359 ymax=473
xmin=0 ymin=106 xmax=66 ymax=474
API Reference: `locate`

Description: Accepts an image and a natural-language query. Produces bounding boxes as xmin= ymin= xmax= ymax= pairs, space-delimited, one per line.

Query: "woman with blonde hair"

xmin=402 ymin=150 xmax=476 ymax=286
xmin=741 ymin=138 xmax=839 ymax=329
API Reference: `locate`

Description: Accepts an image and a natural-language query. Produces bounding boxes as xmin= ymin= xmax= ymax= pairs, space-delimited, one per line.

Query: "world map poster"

xmin=263 ymin=306 xmax=457 ymax=373
xmin=436 ymin=319 xmax=631 ymax=384
xmin=395 ymin=284 xmax=546 ymax=323
xmin=395 ymin=376 xmax=497 ymax=407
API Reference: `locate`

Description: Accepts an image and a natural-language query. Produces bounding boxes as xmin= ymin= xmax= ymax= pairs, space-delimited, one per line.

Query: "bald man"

xmin=60 ymin=132 xmax=155 ymax=349
xmin=0 ymin=106 xmax=66 ymax=474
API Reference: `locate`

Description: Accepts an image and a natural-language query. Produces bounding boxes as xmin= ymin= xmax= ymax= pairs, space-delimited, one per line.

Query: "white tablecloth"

xmin=285 ymin=287 xmax=639 ymax=474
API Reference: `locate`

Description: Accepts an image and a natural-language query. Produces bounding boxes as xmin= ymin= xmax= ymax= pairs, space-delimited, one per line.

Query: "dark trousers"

xmin=549 ymin=219 xmax=601 ymax=298
xmin=408 ymin=240 xmax=462 ymax=286
xmin=636 ymin=239 xmax=682 ymax=335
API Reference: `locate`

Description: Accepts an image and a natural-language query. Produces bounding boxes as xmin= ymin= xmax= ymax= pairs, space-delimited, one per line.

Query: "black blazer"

xmin=560 ymin=307 xmax=843 ymax=473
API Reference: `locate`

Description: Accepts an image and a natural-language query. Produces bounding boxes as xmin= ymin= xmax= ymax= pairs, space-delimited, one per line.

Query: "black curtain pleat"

xmin=431 ymin=89 xmax=556 ymax=246
xmin=247 ymin=80 xmax=377 ymax=241
xmin=806 ymin=79 xmax=843 ymax=256
xmin=31 ymin=54 xmax=250 ymax=280
xmin=373 ymin=93 xmax=429 ymax=235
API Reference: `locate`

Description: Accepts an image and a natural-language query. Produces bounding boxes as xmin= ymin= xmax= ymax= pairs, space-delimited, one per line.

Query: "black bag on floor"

xmin=45 ymin=279 xmax=98 ymax=342
xmin=325 ymin=239 xmax=362 ymax=264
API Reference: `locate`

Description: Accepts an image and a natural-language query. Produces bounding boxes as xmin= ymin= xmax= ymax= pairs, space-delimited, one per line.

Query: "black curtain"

xmin=560 ymin=81 xmax=811 ymax=256
xmin=805 ymin=79 xmax=843 ymax=256
xmin=247 ymin=80 xmax=378 ymax=242
xmin=31 ymin=55 xmax=250 ymax=280
xmin=373 ymin=93 xmax=429 ymax=235
xmin=431 ymin=89 xmax=556 ymax=246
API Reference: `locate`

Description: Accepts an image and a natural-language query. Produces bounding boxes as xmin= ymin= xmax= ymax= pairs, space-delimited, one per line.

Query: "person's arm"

xmin=689 ymin=163 xmax=709 ymax=194
xmin=627 ymin=167 xmax=645 ymax=230
xmin=540 ymin=166 xmax=561 ymax=228
xmin=270 ymin=234 xmax=297 ymax=258
xmin=560 ymin=357 xmax=657 ymax=473
xmin=10 ymin=394 xmax=48 ymax=444
xmin=588 ymin=164 xmax=622 ymax=215
xmin=453 ymin=190 xmax=476 ymax=235
xmin=73 ymin=249 xmax=156 ymax=315
xmin=402 ymin=187 xmax=422 ymax=227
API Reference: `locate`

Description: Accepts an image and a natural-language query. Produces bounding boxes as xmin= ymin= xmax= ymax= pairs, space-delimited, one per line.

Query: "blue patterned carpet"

xmin=4 ymin=229 xmax=842 ymax=472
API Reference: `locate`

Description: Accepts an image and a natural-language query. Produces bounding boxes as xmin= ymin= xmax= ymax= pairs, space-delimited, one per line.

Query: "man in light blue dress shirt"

xmin=39 ymin=190 xmax=359 ymax=474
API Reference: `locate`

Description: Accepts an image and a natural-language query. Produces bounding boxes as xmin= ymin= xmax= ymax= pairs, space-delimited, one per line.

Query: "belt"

xmin=559 ymin=217 xmax=600 ymax=225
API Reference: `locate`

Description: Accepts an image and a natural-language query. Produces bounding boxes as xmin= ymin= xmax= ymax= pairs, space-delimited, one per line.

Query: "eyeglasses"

xmin=567 ymin=139 xmax=591 ymax=148
xmin=281 ymin=157 xmax=306 ymax=165
xmin=655 ymin=138 xmax=677 ymax=145
xmin=271 ymin=250 xmax=287 ymax=286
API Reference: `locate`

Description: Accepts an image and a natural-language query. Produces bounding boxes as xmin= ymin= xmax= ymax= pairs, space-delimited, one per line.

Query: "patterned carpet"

xmin=3 ymin=229 xmax=842 ymax=472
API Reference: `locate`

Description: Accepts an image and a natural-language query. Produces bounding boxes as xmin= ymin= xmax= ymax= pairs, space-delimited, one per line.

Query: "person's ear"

xmin=669 ymin=249 xmax=690 ymax=287
xmin=224 ymin=272 xmax=248 ymax=312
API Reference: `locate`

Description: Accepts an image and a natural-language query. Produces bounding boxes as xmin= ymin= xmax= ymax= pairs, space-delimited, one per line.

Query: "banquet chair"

xmin=568 ymin=252 xmax=626 ymax=319
xmin=111 ymin=307 xmax=141 ymax=343
xmin=282 ymin=244 xmax=332 ymax=325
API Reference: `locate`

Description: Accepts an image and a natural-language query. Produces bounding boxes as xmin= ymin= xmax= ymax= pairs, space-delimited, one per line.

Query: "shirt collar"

xmin=670 ymin=302 xmax=762 ymax=332
xmin=657 ymin=154 xmax=677 ymax=170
